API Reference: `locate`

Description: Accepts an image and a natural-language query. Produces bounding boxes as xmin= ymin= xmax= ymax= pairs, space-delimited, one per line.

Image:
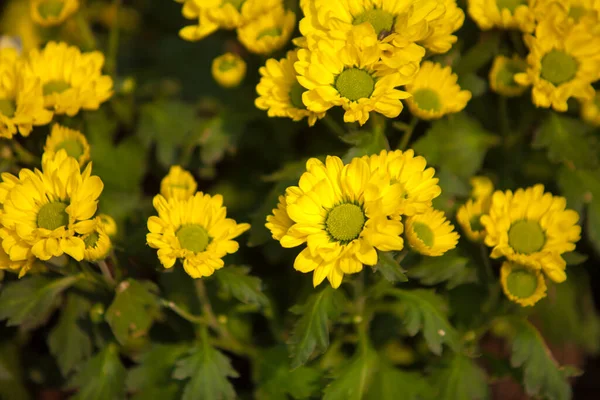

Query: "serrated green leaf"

xmin=254 ymin=346 xmax=321 ymax=400
xmin=413 ymin=114 xmax=498 ymax=179
xmin=366 ymin=363 xmax=431 ymax=400
xmin=48 ymin=293 xmax=92 ymax=377
xmin=69 ymin=344 xmax=126 ymax=400
xmin=127 ymin=344 xmax=188 ymax=393
xmin=288 ymin=286 xmax=347 ymax=369
xmin=105 ymin=279 xmax=160 ymax=345
xmin=214 ymin=266 xmax=269 ymax=308
xmin=374 ymin=252 xmax=408 ymax=283
xmin=173 ymin=336 xmax=239 ymax=400
xmin=323 ymin=345 xmax=378 ymax=400
xmin=509 ymin=319 xmax=572 ymax=400
xmin=407 ymin=252 xmax=477 ymax=289
xmin=432 ymin=354 xmax=489 ymax=400
xmin=0 ymin=275 xmax=81 ymax=329
xmin=386 ymin=289 xmax=459 ymax=355
xmin=533 ymin=114 xmax=599 ymax=169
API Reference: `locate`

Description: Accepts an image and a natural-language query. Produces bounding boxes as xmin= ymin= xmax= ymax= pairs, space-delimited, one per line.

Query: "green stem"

xmin=96 ymin=259 xmax=116 ymax=287
xmin=75 ymin=12 xmax=97 ymax=51
xmin=479 ymin=244 xmax=494 ymax=283
xmin=105 ymin=0 xmax=122 ymax=77
xmin=322 ymin=115 xmax=346 ymax=139
xmin=160 ymin=298 xmax=207 ymax=324
xmin=398 ymin=116 xmax=419 ymax=150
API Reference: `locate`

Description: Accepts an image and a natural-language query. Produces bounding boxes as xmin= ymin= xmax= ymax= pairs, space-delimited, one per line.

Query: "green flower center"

xmin=413 ymin=222 xmax=434 ymax=247
xmin=496 ymin=0 xmax=526 ymax=12
xmin=176 ymin=224 xmax=210 ymax=253
xmin=56 ymin=139 xmax=84 ymax=159
xmin=469 ymin=215 xmax=484 ymax=232
xmin=37 ymin=202 xmax=69 ymax=231
xmin=508 ymin=220 xmax=545 ymax=254
xmin=218 ymin=60 xmax=238 ymax=72
xmin=335 ymin=68 xmax=375 ymax=102
xmin=84 ymin=232 xmax=100 ymax=248
xmin=568 ymin=6 xmax=587 ymax=21
xmin=0 ymin=98 xmax=16 ymax=118
xmin=506 ymin=268 xmax=538 ymax=298
xmin=221 ymin=0 xmax=245 ymax=11
xmin=43 ymin=80 xmax=71 ymax=96
xmin=257 ymin=27 xmax=282 ymax=40
xmin=38 ymin=0 xmax=64 ymax=18
xmin=412 ymin=89 xmax=442 ymax=112
xmin=540 ymin=50 xmax=578 ymax=86
xmin=353 ymin=8 xmax=395 ymax=36
xmin=289 ymin=81 xmax=307 ymax=110
xmin=496 ymin=60 xmax=526 ymax=88
xmin=326 ymin=203 xmax=366 ymax=243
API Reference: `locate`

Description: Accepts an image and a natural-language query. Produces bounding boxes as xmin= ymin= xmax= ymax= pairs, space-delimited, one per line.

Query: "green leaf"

xmin=173 ymin=335 xmax=239 ymax=400
xmin=373 ymin=251 xmax=408 ymax=283
xmin=69 ymin=344 xmax=126 ymax=400
xmin=457 ymin=73 xmax=487 ymax=98
xmin=214 ymin=266 xmax=270 ymax=308
xmin=254 ymin=346 xmax=321 ymax=400
xmin=557 ymin=166 xmax=600 ymax=215
xmin=288 ymin=286 xmax=347 ymax=369
xmin=533 ymin=114 xmax=599 ymax=169
xmin=48 ymin=293 xmax=92 ymax=377
xmin=407 ymin=252 xmax=478 ymax=289
xmin=509 ymin=319 xmax=572 ymax=400
xmin=0 ymin=341 xmax=31 ymax=400
xmin=432 ymin=354 xmax=489 ymax=400
xmin=105 ymin=279 xmax=160 ymax=345
xmin=453 ymin=31 xmax=501 ymax=75
xmin=366 ymin=363 xmax=431 ymax=400
xmin=127 ymin=344 xmax=188 ymax=397
xmin=561 ymin=251 xmax=588 ymax=266
xmin=323 ymin=345 xmax=378 ymax=400
xmin=0 ymin=275 xmax=80 ymax=328
xmin=385 ymin=289 xmax=459 ymax=355
xmin=413 ymin=114 xmax=498 ymax=179
xmin=342 ymin=127 xmax=389 ymax=163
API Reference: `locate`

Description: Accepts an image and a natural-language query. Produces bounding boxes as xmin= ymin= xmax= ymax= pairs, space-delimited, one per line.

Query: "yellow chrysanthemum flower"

xmin=147 ymin=192 xmax=250 ymax=278
xmin=405 ymin=61 xmax=471 ymax=120
xmin=500 ymin=261 xmax=547 ymax=306
xmin=406 ymin=208 xmax=459 ymax=256
xmin=295 ymin=26 xmax=411 ymax=126
xmin=0 ymin=48 xmax=53 ymax=139
xmin=467 ymin=0 xmax=536 ymax=32
xmin=98 ymin=213 xmax=117 ymax=237
xmin=457 ymin=176 xmax=494 ymax=242
xmin=489 ymin=55 xmax=528 ymax=97
xmin=237 ymin=5 xmax=295 ymax=55
xmin=514 ymin=15 xmax=600 ymax=111
xmin=44 ymin=124 xmax=91 ymax=167
xmin=361 ymin=149 xmax=442 ymax=217
xmin=581 ymin=90 xmax=600 ymax=126
xmin=30 ymin=0 xmax=79 ymax=27
xmin=82 ymin=217 xmax=111 ymax=261
xmin=211 ymin=53 xmax=246 ymax=88
xmin=534 ymin=0 xmax=600 ymax=28
xmin=160 ymin=165 xmax=197 ymax=201
xmin=266 ymin=156 xmax=405 ymax=289
xmin=481 ymin=184 xmax=581 ymax=283
xmin=178 ymin=0 xmax=277 ymax=41
xmin=0 ymin=150 xmax=103 ymax=265
xmin=255 ymin=50 xmax=325 ymax=126
xmin=26 ymin=41 xmax=114 ymax=116
xmin=420 ymin=0 xmax=465 ymax=54
xmin=470 ymin=175 xmax=494 ymax=201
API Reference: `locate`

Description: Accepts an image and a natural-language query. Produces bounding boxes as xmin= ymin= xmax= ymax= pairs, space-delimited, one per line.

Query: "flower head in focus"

xmin=405 ymin=208 xmax=459 ymax=256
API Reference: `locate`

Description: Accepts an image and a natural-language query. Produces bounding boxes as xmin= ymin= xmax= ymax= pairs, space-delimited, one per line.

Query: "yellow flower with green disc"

xmin=237 ymin=3 xmax=295 ymax=55
xmin=481 ymin=184 xmax=581 ymax=283
xmin=405 ymin=208 xmax=459 ymax=256
xmin=467 ymin=0 xmax=536 ymax=32
xmin=82 ymin=217 xmax=112 ymax=262
xmin=212 ymin=53 xmax=246 ymax=88
xmin=30 ymin=0 xmax=79 ymax=27
xmin=457 ymin=176 xmax=494 ymax=242
xmin=489 ymin=55 xmax=528 ymax=97
xmin=500 ymin=261 xmax=547 ymax=306
xmin=160 ymin=165 xmax=197 ymax=201
xmin=44 ymin=124 xmax=91 ymax=167
xmin=266 ymin=155 xmax=405 ymax=289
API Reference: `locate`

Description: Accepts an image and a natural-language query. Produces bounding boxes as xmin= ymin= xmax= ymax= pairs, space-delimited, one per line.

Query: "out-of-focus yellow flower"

xmin=44 ymin=124 xmax=90 ymax=167
xmin=489 ymin=55 xmax=528 ymax=97
xmin=534 ymin=0 xmax=600 ymax=28
xmin=27 ymin=41 xmax=114 ymax=116
xmin=82 ymin=217 xmax=111 ymax=261
xmin=0 ymin=48 xmax=53 ymax=139
xmin=514 ymin=12 xmax=600 ymax=111
xmin=160 ymin=166 xmax=197 ymax=201
xmin=255 ymin=50 xmax=325 ymax=126
xmin=0 ymin=0 xmax=41 ymax=52
xmin=237 ymin=5 xmax=295 ymax=54
xmin=30 ymin=0 xmax=79 ymax=27
xmin=405 ymin=208 xmax=459 ymax=256
xmin=405 ymin=61 xmax=471 ymax=120
xmin=470 ymin=176 xmax=494 ymax=202
xmin=581 ymin=90 xmax=600 ymax=126
xmin=212 ymin=53 xmax=246 ymax=88
xmin=468 ymin=0 xmax=536 ymax=32
xmin=420 ymin=0 xmax=465 ymax=54
xmin=98 ymin=214 xmax=117 ymax=237
xmin=457 ymin=176 xmax=495 ymax=242
xmin=500 ymin=261 xmax=547 ymax=306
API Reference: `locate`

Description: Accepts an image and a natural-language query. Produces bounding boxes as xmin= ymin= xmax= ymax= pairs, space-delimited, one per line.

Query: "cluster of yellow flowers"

xmin=457 ymin=178 xmax=581 ymax=307
xmin=0 ymin=148 xmax=115 ymax=277
xmin=0 ymin=41 xmax=113 ymax=139
xmin=266 ymin=150 xmax=459 ymax=288
xmin=255 ymin=0 xmax=471 ymax=126
xmin=476 ymin=0 xmax=600 ymax=118
xmin=146 ymin=166 xmax=250 ymax=279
